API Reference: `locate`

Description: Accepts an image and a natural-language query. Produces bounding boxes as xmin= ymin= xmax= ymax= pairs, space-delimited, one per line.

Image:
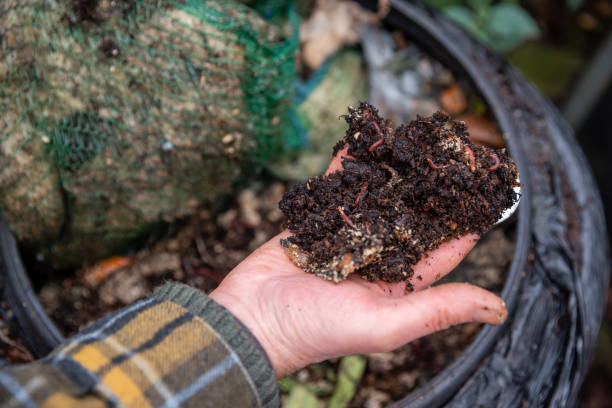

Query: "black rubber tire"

xmin=0 ymin=215 xmax=63 ymax=357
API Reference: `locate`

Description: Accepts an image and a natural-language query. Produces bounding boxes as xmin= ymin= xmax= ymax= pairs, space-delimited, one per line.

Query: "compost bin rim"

xmin=0 ymin=0 xmax=533 ymax=402
xmin=0 ymin=215 xmax=64 ymax=355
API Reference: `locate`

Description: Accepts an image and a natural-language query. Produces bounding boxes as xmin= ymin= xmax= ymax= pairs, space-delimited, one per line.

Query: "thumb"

xmin=325 ymin=145 xmax=350 ymax=175
xmin=352 ymin=283 xmax=507 ymax=353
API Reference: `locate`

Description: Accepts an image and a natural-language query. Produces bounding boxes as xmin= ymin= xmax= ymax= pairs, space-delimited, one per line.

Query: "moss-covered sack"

xmin=0 ymin=0 xmax=298 ymax=268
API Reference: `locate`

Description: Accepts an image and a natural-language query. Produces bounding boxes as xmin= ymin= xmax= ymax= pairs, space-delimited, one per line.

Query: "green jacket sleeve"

xmin=0 ymin=282 xmax=279 ymax=407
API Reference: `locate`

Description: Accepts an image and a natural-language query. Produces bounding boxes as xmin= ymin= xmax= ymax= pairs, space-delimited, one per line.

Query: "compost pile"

xmin=0 ymin=0 xmax=297 ymax=268
xmin=279 ymin=103 xmax=519 ymax=284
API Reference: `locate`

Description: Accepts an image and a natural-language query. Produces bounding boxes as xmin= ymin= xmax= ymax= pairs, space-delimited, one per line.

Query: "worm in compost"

xmin=368 ymin=121 xmax=385 ymax=152
xmin=487 ymin=154 xmax=501 ymax=171
xmin=337 ymin=206 xmax=356 ymax=228
xmin=369 ymin=138 xmax=385 ymax=152
xmin=355 ymin=182 xmax=369 ymax=207
xmin=426 ymin=158 xmax=449 ymax=170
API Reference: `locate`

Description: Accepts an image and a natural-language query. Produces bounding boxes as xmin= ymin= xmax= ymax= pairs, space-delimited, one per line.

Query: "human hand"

xmin=210 ymin=147 xmax=507 ymax=378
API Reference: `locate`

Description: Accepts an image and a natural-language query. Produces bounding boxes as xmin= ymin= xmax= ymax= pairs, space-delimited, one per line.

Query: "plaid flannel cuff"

xmin=154 ymin=282 xmax=279 ymax=408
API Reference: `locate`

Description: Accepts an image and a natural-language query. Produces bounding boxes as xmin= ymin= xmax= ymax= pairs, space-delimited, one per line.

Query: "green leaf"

xmin=443 ymin=6 xmax=491 ymax=45
xmin=285 ymin=385 xmax=324 ymax=408
xmin=278 ymin=376 xmax=298 ymax=393
xmin=467 ymin=0 xmax=493 ymax=11
xmin=443 ymin=5 xmax=477 ymax=27
xmin=328 ymin=355 xmax=367 ymax=408
xmin=485 ymin=4 xmax=540 ymax=52
xmin=508 ymin=42 xmax=583 ymax=98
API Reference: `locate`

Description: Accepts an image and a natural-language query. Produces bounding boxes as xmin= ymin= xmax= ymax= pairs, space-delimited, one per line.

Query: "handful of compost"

xmin=279 ymin=103 xmax=519 ymax=285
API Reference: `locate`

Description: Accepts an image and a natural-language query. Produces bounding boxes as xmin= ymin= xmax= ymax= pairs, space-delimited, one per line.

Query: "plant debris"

xmin=299 ymin=0 xmax=389 ymax=70
xmin=279 ymin=102 xmax=519 ymax=284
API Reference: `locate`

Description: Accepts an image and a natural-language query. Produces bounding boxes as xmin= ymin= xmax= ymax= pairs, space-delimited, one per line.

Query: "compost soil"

xmin=279 ymin=103 xmax=519 ymax=284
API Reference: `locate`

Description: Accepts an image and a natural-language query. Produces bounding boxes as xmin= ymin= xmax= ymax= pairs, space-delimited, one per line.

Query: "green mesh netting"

xmin=0 ymin=0 xmax=299 ymax=268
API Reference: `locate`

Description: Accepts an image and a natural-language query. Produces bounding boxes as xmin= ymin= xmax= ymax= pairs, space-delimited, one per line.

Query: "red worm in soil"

xmin=195 ymin=267 xmax=224 ymax=285
xmin=371 ymin=120 xmax=383 ymax=137
xmin=464 ymin=146 xmax=475 ymax=171
xmin=354 ymin=182 xmax=369 ymax=207
xmin=337 ymin=206 xmax=356 ymax=228
xmin=487 ymin=153 xmax=500 ymax=171
xmin=368 ymin=121 xmax=385 ymax=152
xmin=426 ymin=158 xmax=449 ymax=170
xmin=369 ymin=138 xmax=384 ymax=152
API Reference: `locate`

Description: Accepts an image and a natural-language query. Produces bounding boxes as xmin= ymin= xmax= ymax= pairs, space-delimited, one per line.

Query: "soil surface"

xmin=0 ymin=300 xmax=33 ymax=366
xmin=279 ymin=103 xmax=519 ymax=284
xmin=38 ymin=182 xmax=286 ymax=335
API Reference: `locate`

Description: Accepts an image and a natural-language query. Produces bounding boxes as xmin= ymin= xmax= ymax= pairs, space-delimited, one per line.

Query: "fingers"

xmin=408 ymin=234 xmax=479 ymax=290
xmin=367 ymin=234 xmax=479 ymax=296
xmin=355 ymin=283 xmax=507 ymax=352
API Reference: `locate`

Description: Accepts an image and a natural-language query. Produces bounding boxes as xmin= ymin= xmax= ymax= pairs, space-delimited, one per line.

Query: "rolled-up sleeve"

xmin=0 ymin=283 xmax=279 ymax=408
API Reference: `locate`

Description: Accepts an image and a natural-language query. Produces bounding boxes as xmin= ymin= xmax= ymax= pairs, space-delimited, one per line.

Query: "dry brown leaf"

xmin=300 ymin=0 xmax=389 ymax=70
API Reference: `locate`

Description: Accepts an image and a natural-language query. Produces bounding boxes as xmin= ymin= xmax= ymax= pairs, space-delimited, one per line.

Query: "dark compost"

xmin=279 ymin=103 xmax=519 ymax=284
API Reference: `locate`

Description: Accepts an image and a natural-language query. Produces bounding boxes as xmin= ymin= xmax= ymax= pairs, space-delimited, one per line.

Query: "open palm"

xmin=210 ymin=148 xmax=507 ymax=378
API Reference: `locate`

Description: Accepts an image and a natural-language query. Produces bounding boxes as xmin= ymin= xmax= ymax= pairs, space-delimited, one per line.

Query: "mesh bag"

xmin=0 ymin=0 xmax=298 ymax=267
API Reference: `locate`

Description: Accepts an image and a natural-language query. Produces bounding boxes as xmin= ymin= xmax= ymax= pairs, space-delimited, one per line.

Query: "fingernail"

xmin=499 ymin=300 xmax=508 ymax=323
xmin=472 ymin=303 xmax=507 ymax=325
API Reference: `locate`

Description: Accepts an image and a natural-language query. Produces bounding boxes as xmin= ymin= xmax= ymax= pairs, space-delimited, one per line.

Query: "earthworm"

xmin=354 ymin=182 xmax=369 ymax=207
xmin=337 ymin=206 xmax=356 ymax=228
xmin=368 ymin=121 xmax=385 ymax=152
xmin=371 ymin=121 xmax=383 ymax=138
xmin=464 ymin=146 xmax=475 ymax=171
xmin=368 ymin=138 xmax=385 ymax=152
xmin=426 ymin=158 xmax=449 ymax=170
xmin=195 ymin=267 xmax=224 ymax=285
xmin=487 ymin=153 xmax=500 ymax=171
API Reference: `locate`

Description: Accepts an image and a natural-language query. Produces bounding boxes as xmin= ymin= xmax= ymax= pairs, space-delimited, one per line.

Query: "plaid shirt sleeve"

xmin=0 ymin=283 xmax=279 ymax=408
